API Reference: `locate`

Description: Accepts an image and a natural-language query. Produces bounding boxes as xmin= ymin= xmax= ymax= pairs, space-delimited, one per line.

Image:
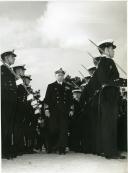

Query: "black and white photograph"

xmin=0 ymin=1 xmax=127 ymax=173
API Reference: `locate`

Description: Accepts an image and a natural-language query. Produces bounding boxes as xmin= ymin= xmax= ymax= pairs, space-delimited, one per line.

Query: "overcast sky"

xmin=0 ymin=1 xmax=127 ymax=98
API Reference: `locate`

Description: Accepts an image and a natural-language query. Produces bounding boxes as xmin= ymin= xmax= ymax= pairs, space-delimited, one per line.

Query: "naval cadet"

xmin=13 ymin=65 xmax=27 ymax=156
xmin=68 ymin=89 xmax=83 ymax=152
xmin=1 ymin=50 xmax=17 ymax=159
xmin=22 ymin=75 xmax=35 ymax=153
xmin=91 ymin=39 xmax=125 ymax=159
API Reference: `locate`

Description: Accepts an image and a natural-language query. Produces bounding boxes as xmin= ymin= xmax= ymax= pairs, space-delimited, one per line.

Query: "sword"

xmin=87 ymin=51 xmax=95 ymax=59
xmin=114 ymin=63 xmax=127 ymax=76
xmin=78 ymin=70 xmax=85 ymax=78
xmin=81 ymin=64 xmax=89 ymax=73
xmin=71 ymin=81 xmax=80 ymax=88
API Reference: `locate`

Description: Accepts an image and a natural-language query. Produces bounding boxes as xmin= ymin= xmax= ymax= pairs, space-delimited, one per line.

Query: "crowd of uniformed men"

xmin=1 ymin=39 xmax=127 ymax=160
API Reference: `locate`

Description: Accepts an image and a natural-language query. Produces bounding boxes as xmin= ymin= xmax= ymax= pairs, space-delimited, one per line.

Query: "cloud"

xmin=37 ymin=2 xmax=92 ymax=49
xmin=37 ymin=1 xmax=126 ymax=50
xmin=0 ymin=17 xmax=42 ymax=52
xmin=0 ymin=1 xmax=126 ymax=52
xmin=0 ymin=1 xmax=126 ymax=96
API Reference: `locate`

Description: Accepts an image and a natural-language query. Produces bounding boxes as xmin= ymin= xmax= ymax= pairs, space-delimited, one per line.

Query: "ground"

xmin=2 ymin=151 xmax=127 ymax=173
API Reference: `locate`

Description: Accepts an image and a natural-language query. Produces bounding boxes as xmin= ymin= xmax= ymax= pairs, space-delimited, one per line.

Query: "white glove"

xmin=27 ymin=94 xmax=33 ymax=101
xmin=35 ymin=109 xmax=40 ymax=114
xmin=69 ymin=111 xmax=74 ymax=117
xmin=38 ymin=119 xmax=41 ymax=124
xmin=31 ymin=100 xmax=37 ymax=106
xmin=16 ymin=78 xmax=23 ymax=85
xmin=45 ymin=110 xmax=50 ymax=118
xmin=33 ymin=105 xmax=37 ymax=108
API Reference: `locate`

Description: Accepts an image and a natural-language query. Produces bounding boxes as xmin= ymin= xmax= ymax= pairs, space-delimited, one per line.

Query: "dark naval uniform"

xmin=24 ymin=86 xmax=34 ymax=153
xmin=95 ymin=56 xmax=120 ymax=157
xmin=80 ymin=73 xmax=97 ymax=154
xmin=44 ymin=81 xmax=73 ymax=153
xmin=13 ymin=83 xmax=28 ymax=155
xmin=1 ymin=64 xmax=17 ymax=158
xmin=87 ymin=56 xmax=120 ymax=157
xmin=81 ymin=56 xmax=120 ymax=156
xmin=69 ymin=98 xmax=83 ymax=152
xmin=118 ymin=93 xmax=127 ymax=152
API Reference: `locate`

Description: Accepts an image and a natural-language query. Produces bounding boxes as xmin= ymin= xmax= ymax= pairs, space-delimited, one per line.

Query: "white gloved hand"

xmin=16 ymin=78 xmax=23 ymax=85
xmin=31 ymin=100 xmax=37 ymax=106
xmin=69 ymin=111 xmax=74 ymax=117
xmin=45 ymin=110 xmax=50 ymax=118
xmin=35 ymin=109 xmax=40 ymax=114
xmin=39 ymin=105 xmax=42 ymax=108
xmin=33 ymin=105 xmax=37 ymax=108
xmin=27 ymin=94 xmax=33 ymax=101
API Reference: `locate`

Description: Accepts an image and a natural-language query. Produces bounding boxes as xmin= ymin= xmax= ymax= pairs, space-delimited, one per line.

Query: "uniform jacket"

xmin=44 ymin=81 xmax=73 ymax=112
xmin=80 ymin=56 xmax=119 ymax=105
xmin=1 ymin=64 xmax=17 ymax=92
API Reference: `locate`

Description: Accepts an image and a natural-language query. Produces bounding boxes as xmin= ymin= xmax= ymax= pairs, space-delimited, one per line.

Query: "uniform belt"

xmin=101 ymin=83 xmax=117 ymax=89
xmin=94 ymin=84 xmax=117 ymax=95
xmin=89 ymin=84 xmax=118 ymax=102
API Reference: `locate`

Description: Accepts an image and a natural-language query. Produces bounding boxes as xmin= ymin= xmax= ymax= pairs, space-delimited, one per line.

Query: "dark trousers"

xmin=13 ymin=102 xmax=27 ymax=154
xmin=118 ymin=115 xmax=127 ymax=151
xmin=1 ymin=91 xmax=17 ymax=157
xmin=14 ymin=123 xmax=25 ymax=154
xmin=82 ymin=104 xmax=93 ymax=153
xmin=69 ymin=119 xmax=82 ymax=152
xmin=46 ymin=103 xmax=68 ymax=150
xmin=97 ymin=86 xmax=119 ymax=157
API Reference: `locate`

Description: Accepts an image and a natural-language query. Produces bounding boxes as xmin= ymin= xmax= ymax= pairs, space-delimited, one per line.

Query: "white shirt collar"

xmin=4 ymin=62 xmax=10 ymax=67
xmin=4 ymin=63 xmax=13 ymax=69
xmin=101 ymin=54 xmax=111 ymax=59
xmin=57 ymin=81 xmax=63 ymax=85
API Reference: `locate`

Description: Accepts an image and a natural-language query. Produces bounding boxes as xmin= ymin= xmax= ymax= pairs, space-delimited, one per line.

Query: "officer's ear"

xmin=4 ymin=55 xmax=9 ymax=62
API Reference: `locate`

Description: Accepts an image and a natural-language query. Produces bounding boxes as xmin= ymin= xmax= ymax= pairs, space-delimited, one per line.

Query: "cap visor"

xmin=113 ymin=45 xmax=116 ymax=49
xmin=12 ymin=53 xmax=17 ymax=57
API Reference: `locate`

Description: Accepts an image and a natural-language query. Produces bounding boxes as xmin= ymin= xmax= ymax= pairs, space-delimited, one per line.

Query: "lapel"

xmin=3 ymin=63 xmax=17 ymax=79
xmin=54 ymin=81 xmax=65 ymax=92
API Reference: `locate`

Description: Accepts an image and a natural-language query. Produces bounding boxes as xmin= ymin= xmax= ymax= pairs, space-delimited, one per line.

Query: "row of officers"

xmin=1 ymin=50 xmax=43 ymax=159
xmin=1 ymin=39 xmax=127 ymax=160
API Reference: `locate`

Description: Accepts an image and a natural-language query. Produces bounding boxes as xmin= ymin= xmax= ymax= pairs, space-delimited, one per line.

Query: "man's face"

xmin=93 ymin=59 xmax=98 ymax=67
xmin=56 ymin=73 xmax=64 ymax=82
xmin=87 ymin=79 xmax=90 ymax=83
xmin=89 ymin=70 xmax=95 ymax=76
xmin=105 ymin=46 xmax=115 ymax=58
xmin=15 ymin=68 xmax=25 ymax=76
xmin=24 ymin=78 xmax=30 ymax=86
xmin=7 ymin=55 xmax=15 ymax=65
xmin=20 ymin=69 xmax=25 ymax=76
xmin=93 ymin=59 xmax=100 ymax=68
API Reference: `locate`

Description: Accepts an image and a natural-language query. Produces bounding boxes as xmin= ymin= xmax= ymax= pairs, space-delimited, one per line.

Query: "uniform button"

xmin=110 ymin=65 xmax=112 ymax=70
